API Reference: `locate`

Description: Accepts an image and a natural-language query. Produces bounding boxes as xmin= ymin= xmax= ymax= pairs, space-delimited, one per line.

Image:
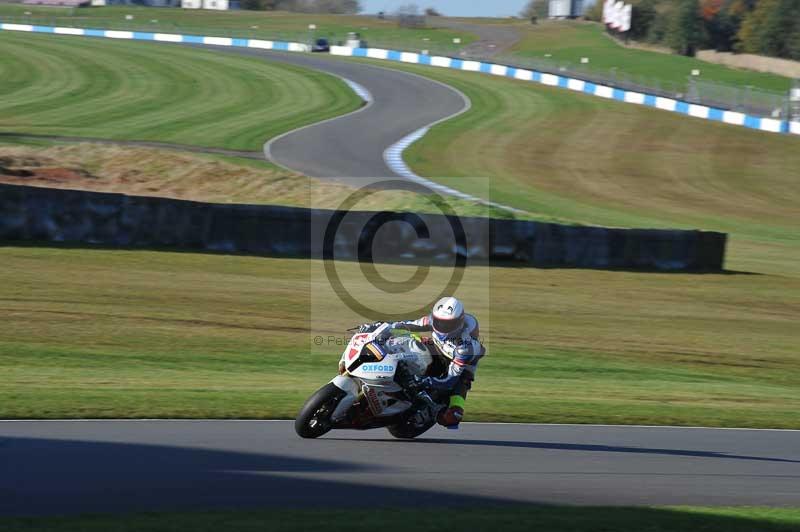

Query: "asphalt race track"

xmin=2 ymin=420 xmax=799 ymax=516
xmin=193 ymin=46 xmax=469 ymax=179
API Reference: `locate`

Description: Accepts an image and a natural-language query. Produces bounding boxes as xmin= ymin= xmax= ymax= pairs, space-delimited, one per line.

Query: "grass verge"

xmin=1 ymin=247 xmax=798 ymax=427
xmin=0 ymin=141 xmax=516 ymax=219
xmin=0 ymin=5 xmax=475 ymax=53
xmin=0 ymin=19 xmax=798 ymax=430
xmin=1 ymin=506 xmax=799 ymax=532
xmin=347 ymin=57 xmax=800 ymax=276
xmin=0 ymin=31 xmax=361 ymax=151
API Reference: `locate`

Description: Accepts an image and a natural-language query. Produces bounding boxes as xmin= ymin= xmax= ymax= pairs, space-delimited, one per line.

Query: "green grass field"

xmin=2 ymin=246 xmax=798 ymax=427
xmin=0 ymin=31 xmax=361 ymax=150
xmin=1 ymin=20 xmax=799 ymax=530
xmin=508 ymin=20 xmax=791 ymax=93
xmin=349 ymin=58 xmax=800 ymax=276
xmin=1 ymin=21 xmax=798 ymax=429
xmin=0 ymin=5 xmax=476 ymax=52
xmin=2 ymin=505 xmax=799 ymax=532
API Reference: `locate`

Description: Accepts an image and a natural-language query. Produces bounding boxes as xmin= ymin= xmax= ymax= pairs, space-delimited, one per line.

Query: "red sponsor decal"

xmin=365 ymin=387 xmax=382 ymax=414
xmin=347 ymin=334 xmax=369 ymax=360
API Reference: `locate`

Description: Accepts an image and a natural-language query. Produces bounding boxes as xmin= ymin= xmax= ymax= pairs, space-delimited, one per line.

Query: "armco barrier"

xmin=1 ymin=21 xmax=797 ymax=136
xmin=0 ymin=22 xmax=310 ymax=52
xmin=329 ymin=46 xmax=800 ymax=137
xmin=0 ymin=184 xmax=727 ymax=271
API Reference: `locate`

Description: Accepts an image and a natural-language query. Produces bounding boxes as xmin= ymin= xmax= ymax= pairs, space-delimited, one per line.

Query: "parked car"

xmin=312 ymin=38 xmax=330 ymax=52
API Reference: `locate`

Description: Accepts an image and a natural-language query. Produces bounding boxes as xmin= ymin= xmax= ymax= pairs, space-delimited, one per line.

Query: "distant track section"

xmin=203 ymin=47 xmax=470 ymax=179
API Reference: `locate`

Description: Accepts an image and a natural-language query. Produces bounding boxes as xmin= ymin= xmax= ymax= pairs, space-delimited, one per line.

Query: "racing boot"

xmin=437 ymin=396 xmax=465 ymax=429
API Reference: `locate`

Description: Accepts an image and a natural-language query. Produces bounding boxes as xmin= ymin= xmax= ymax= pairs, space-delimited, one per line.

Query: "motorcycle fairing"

xmin=328 ymin=323 xmax=435 ymax=425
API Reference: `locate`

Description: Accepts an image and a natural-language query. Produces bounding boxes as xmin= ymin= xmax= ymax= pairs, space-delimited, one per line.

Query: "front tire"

xmin=295 ymin=383 xmax=347 ymax=439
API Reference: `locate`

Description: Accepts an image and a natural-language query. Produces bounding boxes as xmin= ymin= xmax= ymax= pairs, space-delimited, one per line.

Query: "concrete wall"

xmin=0 ymin=184 xmax=727 ymax=271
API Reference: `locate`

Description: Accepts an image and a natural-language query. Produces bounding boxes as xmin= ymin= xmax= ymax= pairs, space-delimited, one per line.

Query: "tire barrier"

xmin=0 ymin=184 xmax=727 ymax=271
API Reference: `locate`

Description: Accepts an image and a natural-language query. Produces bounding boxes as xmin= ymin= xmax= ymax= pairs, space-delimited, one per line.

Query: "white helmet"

xmin=430 ymin=296 xmax=465 ymax=339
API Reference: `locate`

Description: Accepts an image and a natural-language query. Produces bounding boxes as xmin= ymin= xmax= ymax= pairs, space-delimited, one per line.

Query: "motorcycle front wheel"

xmin=295 ymin=383 xmax=346 ymax=439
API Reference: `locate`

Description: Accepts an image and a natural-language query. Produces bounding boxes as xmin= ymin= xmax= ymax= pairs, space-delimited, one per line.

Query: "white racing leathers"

xmin=394 ymin=314 xmax=485 ymax=403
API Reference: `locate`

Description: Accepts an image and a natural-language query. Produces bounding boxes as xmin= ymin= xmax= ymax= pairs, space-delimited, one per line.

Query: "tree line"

xmin=584 ymin=0 xmax=800 ymax=59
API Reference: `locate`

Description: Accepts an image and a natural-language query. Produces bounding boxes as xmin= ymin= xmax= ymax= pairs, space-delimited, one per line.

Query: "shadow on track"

xmin=0 ymin=436 xmax=505 ymax=517
xmin=325 ymin=437 xmax=800 ymax=464
xmin=1 ymin=435 xmax=799 ymax=531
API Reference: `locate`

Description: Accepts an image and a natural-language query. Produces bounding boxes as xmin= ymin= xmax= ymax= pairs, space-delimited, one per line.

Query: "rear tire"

xmin=295 ymin=383 xmax=347 ymax=439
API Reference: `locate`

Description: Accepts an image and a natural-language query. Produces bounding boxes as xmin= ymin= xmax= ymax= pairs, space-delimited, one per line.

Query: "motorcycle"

xmin=295 ymin=322 xmax=448 ymax=439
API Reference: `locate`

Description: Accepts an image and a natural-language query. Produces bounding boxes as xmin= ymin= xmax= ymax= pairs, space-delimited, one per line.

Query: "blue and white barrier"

xmin=0 ymin=22 xmax=310 ymax=52
xmin=2 ymin=21 xmax=797 ymax=136
xmin=330 ymin=45 xmax=800 ymax=137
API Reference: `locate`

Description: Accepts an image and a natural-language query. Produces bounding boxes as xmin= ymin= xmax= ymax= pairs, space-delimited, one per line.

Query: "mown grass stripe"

xmin=0 ymin=31 xmax=361 ymax=151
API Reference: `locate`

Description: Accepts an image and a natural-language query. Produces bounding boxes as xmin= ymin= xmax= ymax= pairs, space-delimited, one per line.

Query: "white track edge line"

xmin=383 ymin=128 xmax=527 ymax=215
xmin=371 ymin=64 xmax=527 ymax=216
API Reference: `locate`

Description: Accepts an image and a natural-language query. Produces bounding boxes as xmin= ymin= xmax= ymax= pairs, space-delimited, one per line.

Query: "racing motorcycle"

xmin=295 ymin=322 xmax=448 ymax=439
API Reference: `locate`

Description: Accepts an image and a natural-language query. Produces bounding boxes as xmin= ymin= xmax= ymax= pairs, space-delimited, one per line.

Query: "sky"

xmin=360 ymin=0 xmax=531 ymax=18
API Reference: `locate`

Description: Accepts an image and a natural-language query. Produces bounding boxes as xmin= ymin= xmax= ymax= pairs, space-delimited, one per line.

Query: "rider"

xmin=390 ymin=296 xmax=485 ymax=429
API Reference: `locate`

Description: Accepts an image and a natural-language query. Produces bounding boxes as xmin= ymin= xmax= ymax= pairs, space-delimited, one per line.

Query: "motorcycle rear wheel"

xmin=295 ymin=383 xmax=346 ymax=439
